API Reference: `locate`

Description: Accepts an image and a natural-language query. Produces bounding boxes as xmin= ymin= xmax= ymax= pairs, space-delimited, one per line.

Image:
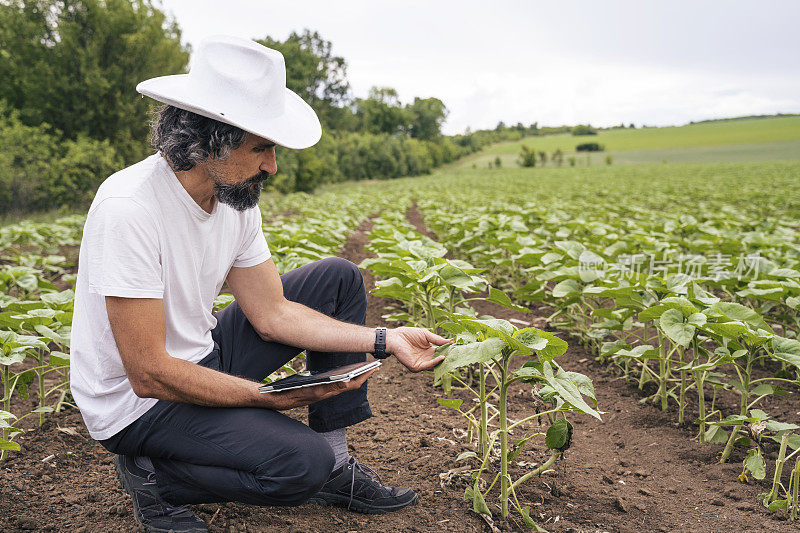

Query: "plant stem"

xmin=692 ymin=338 xmax=707 ymax=442
xmin=792 ymin=458 xmax=799 ymax=521
xmin=638 ymin=359 xmax=649 ymax=390
xmin=658 ymin=330 xmax=668 ymax=411
xmin=479 ymin=364 xmax=488 ymax=458
xmin=499 ymin=357 xmax=510 ymax=519
xmin=37 ymin=350 xmax=46 ymax=426
xmin=678 ymin=346 xmax=687 ymax=423
xmin=1 ymin=365 xmax=9 ymax=461
xmin=765 ymin=433 xmax=790 ymax=505
xmin=720 ymin=350 xmax=752 ymax=463
xmin=511 ymin=452 xmax=561 ymax=491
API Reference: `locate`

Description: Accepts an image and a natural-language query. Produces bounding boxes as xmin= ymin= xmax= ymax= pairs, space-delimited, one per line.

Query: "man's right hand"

xmin=260 ymin=367 xmax=379 ymax=410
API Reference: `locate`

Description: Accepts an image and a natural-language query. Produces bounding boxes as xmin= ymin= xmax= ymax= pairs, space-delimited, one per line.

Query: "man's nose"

xmin=260 ymin=146 xmax=278 ymax=175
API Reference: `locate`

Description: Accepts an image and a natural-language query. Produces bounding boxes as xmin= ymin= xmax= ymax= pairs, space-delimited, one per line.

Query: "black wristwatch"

xmin=373 ymin=327 xmax=389 ymax=359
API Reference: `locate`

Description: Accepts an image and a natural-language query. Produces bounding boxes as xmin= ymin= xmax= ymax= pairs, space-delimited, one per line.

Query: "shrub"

xmin=0 ymin=107 xmax=120 ymax=213
xmin=576 ymin=142 xmax=604 ymax=152
xmin=571 ymin=124 xmax=597 ymax=136
xmin=552 ymin=148 xmax=564 ymax=167
xmin=518 ymin=145 xmax=536 ymax=167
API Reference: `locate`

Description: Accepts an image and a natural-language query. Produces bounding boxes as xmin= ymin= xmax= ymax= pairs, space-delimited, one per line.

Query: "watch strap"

xmin=373 ymin=327 xmax=388 ymax=359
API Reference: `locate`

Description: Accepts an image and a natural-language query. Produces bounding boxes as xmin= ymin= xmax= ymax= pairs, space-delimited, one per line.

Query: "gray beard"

xmin=214 ymin=171 xmax=269 ymax=211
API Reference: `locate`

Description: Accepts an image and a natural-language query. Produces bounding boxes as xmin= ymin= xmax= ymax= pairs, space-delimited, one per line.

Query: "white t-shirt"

xmin=70 ymin=153 xmax=271 ymax=440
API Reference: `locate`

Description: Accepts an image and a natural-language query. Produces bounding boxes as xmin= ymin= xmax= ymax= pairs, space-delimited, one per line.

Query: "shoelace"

xmin=347 ymin=458 xmax=383 ymax=510
xmin=142 ymin=467 xmax=193 ymax=518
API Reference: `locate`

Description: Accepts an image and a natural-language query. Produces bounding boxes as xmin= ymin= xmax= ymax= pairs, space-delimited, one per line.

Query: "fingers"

xmin=268 ymin=367 xmax=379 ymax=409
xmin=349 ymin=366 xmax=379 ymax=388
xmin=412 ymin=354 xmax=446 ymax=372
xmin=424 ymin=330 xmax=452 ymax=346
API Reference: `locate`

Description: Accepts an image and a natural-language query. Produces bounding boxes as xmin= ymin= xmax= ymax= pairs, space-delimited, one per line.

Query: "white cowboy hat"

xmin=136 ymin=35 xmax=322 ymax=150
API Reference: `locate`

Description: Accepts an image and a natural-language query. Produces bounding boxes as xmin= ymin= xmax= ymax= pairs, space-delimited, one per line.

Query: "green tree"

xmin=0 ymin=0 xmax=189 ymax=162
xmin=0 ymin=104 xmax=120 ymax=213
xmin=356 ymin=87 xmax=412 ymax=136
xmin=257 ymin=29 xmax=353 ymax=131
xmin=406 ymin=97 xmax=447 ymax=141
xmin=571 ymin=124 xmax=597 ymax=136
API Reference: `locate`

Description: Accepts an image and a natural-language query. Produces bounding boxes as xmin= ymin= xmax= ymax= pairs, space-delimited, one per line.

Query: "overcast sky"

xmin=155 ymin=0 xmax=800 ymax=135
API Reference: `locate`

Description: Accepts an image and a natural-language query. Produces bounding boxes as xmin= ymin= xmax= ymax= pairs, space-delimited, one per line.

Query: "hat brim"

xmin=136 ymin=74 xmax=322 ymax=150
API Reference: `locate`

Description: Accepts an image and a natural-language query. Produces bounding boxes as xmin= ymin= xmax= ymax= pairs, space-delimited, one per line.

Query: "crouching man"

xmin=70 ymin=35 xmax=448 ymax=533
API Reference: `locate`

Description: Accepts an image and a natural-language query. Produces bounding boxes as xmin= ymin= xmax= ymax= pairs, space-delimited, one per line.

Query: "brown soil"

xmin=1 ymin=213 xmax=798 ymax=532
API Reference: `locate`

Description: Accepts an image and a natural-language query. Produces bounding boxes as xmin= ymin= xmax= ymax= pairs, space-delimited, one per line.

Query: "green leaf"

xmin=513 ymin=328 xmax=548 ymax=351
xmin=486 ymin=287 xmax=528 ymax=313
xmin=458 ymin=318 xmax=532 ymax=355
xmin=49 ymin=351 xmax=70 ymax=367
xmin=771 ymin=336 xmax=800 ymax=370
xmin=514 ymin=327 xmax=568 ymax=361
xmin=708 ymin=302 xmax=772 ymax=332
xmin=554 ymin=240 xmax=584 ymax=260
xmin=659 ymin=309 xmax=695 ymax=347
xmin=768 ymin=500 xmax=789 ymax=512
xmin=765 ymin=420 xmax=799 ymax=432
xmin=34 ymin=324 xmax=69 ymax=347
xmin=638 ymin=305 xmax=667 ymax=323
xmin=520 ymin=506 xmax=548 ymax=531
xmin=705 ymin=425 xmax=728 ymax=443
xmin=471 ymin=485 xmax=491 ymax=516
xmin=456 ymin=451 xmax=477 ymax=462
xmin=433 ymin=338 xmax=505 ymax=384
xmin=616 ymin=344 xmax=659 ymax=360
xmin=436 ymin=398 xmax=463 ymax=411
xmin=744 ymin=448 xmax=766 ymax=480
xmin=552 ymin=279 xmax=580 ymax=298
xmin=213 ymin=293 xmax=235 ymax=311
xmin=4 ymin=301 xmax=45 ymax=312
xmin=660 ymin=296 xmax=699 ymax=316
xmin=40 ymin=290 xmax=74 ymax=310
xmin=463 ymin=317 xmax=515 ymax=337
xmin=0 ymin=312 xmax=25 ymax=329
xmin=545 ymin=418 xmax=573 ymax=451
xmin=687 ymin=312 xmax=707 ymax=327
xmin=438 ymin=265 xmax=474 ymax=289
xmin=703 ymin=321 xmax=747 ymax=340
xmin=708 ymin=414 xmax=754 ymax=427
xmin=0 ymin=351 xmax=27 ymax=366
xmin=750 ymin=384 xmax=774 ymax=397
xmin=541 ymin=362 xmax=602 ymax=419
xmin=0 ymin=440 xmax=21 ymax=451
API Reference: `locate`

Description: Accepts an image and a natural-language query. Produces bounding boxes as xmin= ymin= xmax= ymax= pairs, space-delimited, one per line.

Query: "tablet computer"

xmin=259 ymin=360 xmax=381 ymax=393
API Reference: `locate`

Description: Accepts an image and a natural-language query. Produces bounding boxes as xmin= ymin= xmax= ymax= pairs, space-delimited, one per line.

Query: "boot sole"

xmin=307 ymin=492 xmax=418 ymax=514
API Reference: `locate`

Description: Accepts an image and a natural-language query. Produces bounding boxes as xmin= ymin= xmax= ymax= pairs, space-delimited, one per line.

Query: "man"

xmin=70 ymin=35 xmax=449 ymax=533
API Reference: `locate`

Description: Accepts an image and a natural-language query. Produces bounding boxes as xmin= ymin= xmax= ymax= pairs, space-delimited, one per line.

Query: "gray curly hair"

xmin=150 ymin=105 xmax=247 ymax=171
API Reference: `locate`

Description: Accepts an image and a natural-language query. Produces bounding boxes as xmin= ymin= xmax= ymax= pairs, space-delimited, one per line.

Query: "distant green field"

xmin=458 ymin=116 xmax=800 ymax=168
xmin=482 ymin=116 xmax=800 ymax=154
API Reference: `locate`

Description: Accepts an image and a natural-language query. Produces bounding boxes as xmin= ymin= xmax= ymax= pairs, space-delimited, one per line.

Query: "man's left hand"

xmin=386 ymin=327 xmax=451 ymax=372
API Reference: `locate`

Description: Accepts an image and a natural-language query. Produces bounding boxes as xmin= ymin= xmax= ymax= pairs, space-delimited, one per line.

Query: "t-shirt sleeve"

xmin=84 ymin=198 xmax=164 ymax=298
xmin=233 ymin=206 xmax=271 ymax=268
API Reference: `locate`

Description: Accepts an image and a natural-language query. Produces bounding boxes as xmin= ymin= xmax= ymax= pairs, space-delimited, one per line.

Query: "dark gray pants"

xmin=99 ymin=257 xmax=372 ymax=506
